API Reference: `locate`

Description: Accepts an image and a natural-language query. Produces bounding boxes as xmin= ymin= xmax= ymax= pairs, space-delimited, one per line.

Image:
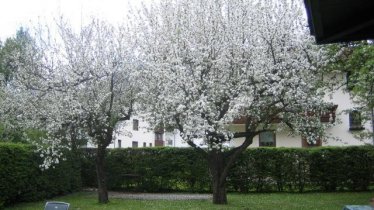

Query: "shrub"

xmin=0 ymin=143 xmax=81 ymax=206
xmin=105 ymin=147 xmax=210 ymax=192
xmin=81 ymin=146 xmax=374 ymax=193
xmin=309 ymin=146 xmax=374 ymax=191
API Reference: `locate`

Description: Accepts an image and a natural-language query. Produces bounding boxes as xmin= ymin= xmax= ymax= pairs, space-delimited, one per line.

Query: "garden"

xmin=1 ymin=143 xmax=374 ymax=209
xmin=1 ymin=0 xmax=374 ymax=209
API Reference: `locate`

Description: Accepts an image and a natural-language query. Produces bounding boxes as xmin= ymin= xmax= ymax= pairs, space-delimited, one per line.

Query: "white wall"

xmin=230 ymin=73 xmax=373 ymax=148
xmin=323 ymin=73 xmax=372 ymax=146
xmin=86 ymin=116 xmax=156 ymax=148
xmin=112 ymin=117 xmax=155 ymax=148
xmin=86 ymin=117 xmax=198 ymax=149
xmin=164 ymin=129 xmax=207 ymax=148
xmin=164 ymin=129 xmax=190 ymax=147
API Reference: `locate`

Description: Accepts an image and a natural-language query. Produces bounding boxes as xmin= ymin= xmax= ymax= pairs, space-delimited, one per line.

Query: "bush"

xmin=0 ymin=143 xmax=81 ymax=206
xmin=227 ymin=148 xmax=310 ymax=193
xmin=81 ymin=146 xmax=374 ymax=193
xmin=107 ymin=148 xmax=210 ymax=192
xmin=309 ymin=146 xmax=374 ymax=191
xmin=81 ymin=147 xmax=210 ymax=192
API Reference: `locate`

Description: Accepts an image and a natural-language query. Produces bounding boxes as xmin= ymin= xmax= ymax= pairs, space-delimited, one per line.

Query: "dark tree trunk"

xmin=207 ymin=135 xmax=255 ymax=204
xmin=69 ymin=126 xmax=82 ymax=190
xmin=96 ymin=144 xmax=108 ymax=203
xmin=209 ymin=151 xmax=228 ymax=204
xmin=183 ymin=126 xmax=255 ymax=204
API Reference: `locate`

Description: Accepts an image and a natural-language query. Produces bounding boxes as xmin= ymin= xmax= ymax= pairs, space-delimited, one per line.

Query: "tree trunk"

xmin=96 ymin=145 xmax=109 ymax=203
xmin=209 ymin=152 xmax=227 ymax=204
xmin=69 ymin=131 xmax=82 ymax=190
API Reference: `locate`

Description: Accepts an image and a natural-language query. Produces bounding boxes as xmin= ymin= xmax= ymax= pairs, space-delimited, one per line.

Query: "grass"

xmin=5 ymin=191 xmax=374 ymax=210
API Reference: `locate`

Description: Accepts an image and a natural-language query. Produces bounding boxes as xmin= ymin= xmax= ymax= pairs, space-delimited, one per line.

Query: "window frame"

xmin=133 ymin=119 xmax=139 ymax=131
xmin=349 ymin=110 xmax=365 ymax=131
xmin=118 ymin=140 xmax=122 ymax=148
xmin=259 ymin=131 xmax=276 ymax=147
xmin=155 ymin=132 xmax=163 ymax=141
xmin=132 ymin=141 xmax=138 ymax=148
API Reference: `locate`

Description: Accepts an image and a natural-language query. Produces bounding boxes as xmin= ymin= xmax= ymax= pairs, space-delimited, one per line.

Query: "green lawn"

xmin=5 ymin=191 xmax=373 ymax=210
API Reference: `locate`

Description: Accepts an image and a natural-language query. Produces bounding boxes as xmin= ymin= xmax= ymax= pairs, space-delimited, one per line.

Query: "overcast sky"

xmin=0 ymin=0 xmax=147 ymax=41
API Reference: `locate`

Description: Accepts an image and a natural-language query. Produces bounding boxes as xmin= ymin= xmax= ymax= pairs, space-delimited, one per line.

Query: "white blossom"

xmin=134 ymin=0 xmax=331 ymax=149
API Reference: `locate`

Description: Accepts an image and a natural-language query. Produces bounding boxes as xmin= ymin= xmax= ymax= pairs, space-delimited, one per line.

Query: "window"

xmin=143 ymin=142 xmax=146 ymax=147
xmin=149 ymin=143 xmax=152 ymax=147
xmin=133 ymin=119 xmax=139 ymax=131
xmin=259 ymin=131 xmax=276 ymax=147
xmin=155 ymin=133 xmax=163 ymax=141
xmin=349 ymin=110 xmax=364 ymax=130
xmin=320 ymin=105 xmax=338 ymax=123
xmin=167 ymin=139 xmax=173 ymax=146
xmin=155 ymin=132 xmax=164 ymax=146
xmin=118 ymin=140 xmax=122 ymax=148
xmin=132 ymin=141 xmax=138 ymax=148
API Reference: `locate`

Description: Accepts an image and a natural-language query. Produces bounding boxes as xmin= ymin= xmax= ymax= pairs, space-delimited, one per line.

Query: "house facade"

xmin=87 ymin=73 xmax=373 ymax=149
xmin=231 ymin=72 xmax=373 ymax=148
xmin=85 ymin=117 xmax=156 ymax=148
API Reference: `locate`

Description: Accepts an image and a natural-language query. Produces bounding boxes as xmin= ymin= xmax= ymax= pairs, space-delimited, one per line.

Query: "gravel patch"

xmin=109 ymin=192 xmax=212 ymax=200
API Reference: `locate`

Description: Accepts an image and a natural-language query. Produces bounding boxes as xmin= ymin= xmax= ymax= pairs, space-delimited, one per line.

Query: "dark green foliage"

xmin=228 ymin=148 xmax=310 ymax=193
xmin=2 ymin=143 xmax=373 ymax=206
xmin=229 ymin=146 xmax=374 ymax=193
xmin=0 ymin=124 xmax=25 ymax=143
xmin=82 ymin=147 xmax=210 ymax=192
xmin=0 ymin=143 xmax=81 ymax=206
xmin=309 ymin=147 xmax=374 ymax=191
xmin=81 ymin=146 xmax=374 ymax=193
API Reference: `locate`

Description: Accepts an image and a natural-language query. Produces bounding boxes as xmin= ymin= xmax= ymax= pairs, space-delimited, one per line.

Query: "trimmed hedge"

xmin=107 ymin=148 xmax=210 ymax=192
xmin=0 ymin=143 xmax=81 ymax=207
xmin=2 ymin=143 xmax=373 ymax=208
xmin=81 ymin=146 xmax=374 ymax=193
xmin=81 ymin=148 xmax=210 ymax=192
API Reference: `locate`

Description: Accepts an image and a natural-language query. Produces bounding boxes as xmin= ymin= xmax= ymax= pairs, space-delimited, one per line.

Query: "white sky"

xmin=0 ymin=0 xmax=147 ymax=41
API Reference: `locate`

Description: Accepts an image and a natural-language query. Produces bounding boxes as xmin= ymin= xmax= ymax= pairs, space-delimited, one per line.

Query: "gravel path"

xmin=109 ymin=191 xmax=212 ymax=200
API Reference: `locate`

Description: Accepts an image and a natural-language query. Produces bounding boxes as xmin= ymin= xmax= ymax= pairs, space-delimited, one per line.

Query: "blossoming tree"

xmin=4 ymin=19 xmax=138 ymax=203
xmin=134 ymin=0 xmax=330 ymax=204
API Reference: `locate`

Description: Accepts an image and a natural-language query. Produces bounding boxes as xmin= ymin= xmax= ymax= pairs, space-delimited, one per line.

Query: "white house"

xmin=108 ymin=120 xmax=196 ymax=148
xmin=87 ymin=73 xmax=373 ymax=149
xmin=85 ymin=117 xmax=157 ymax=148
xmin=231 ymin=72 xmax=373 ymax=148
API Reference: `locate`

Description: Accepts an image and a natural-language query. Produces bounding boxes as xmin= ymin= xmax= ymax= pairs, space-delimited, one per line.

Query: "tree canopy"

xmin=133 ymin=0 xmax=331 ymax=204
xmin=0 ymin=19 xmax=138 ymax=203
xmin=0 ymin=0 xmax=337 ymax=205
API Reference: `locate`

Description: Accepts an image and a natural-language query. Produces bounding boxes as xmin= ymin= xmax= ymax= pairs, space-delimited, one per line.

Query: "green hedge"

xmin=2 ymin=144 xmax=372 ymax=208
xmin=81 ymin=148 xmax=210 ymax=192
xmin=228 ymin=148 xmax=311 ymax=192
xmin=81 ymin=146 xmax=374 ymax=193
xmin=0 ymin=143 xmax=81 ymax=207
xmin=308 ymin=146 xmax=374 ymax=191
xmin=108 ymin=148 xmax=210 ymax=192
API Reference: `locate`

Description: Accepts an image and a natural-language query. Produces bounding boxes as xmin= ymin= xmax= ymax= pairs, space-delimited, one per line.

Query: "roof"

xmin=304 ymin=0 xmax=374 ymax=44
